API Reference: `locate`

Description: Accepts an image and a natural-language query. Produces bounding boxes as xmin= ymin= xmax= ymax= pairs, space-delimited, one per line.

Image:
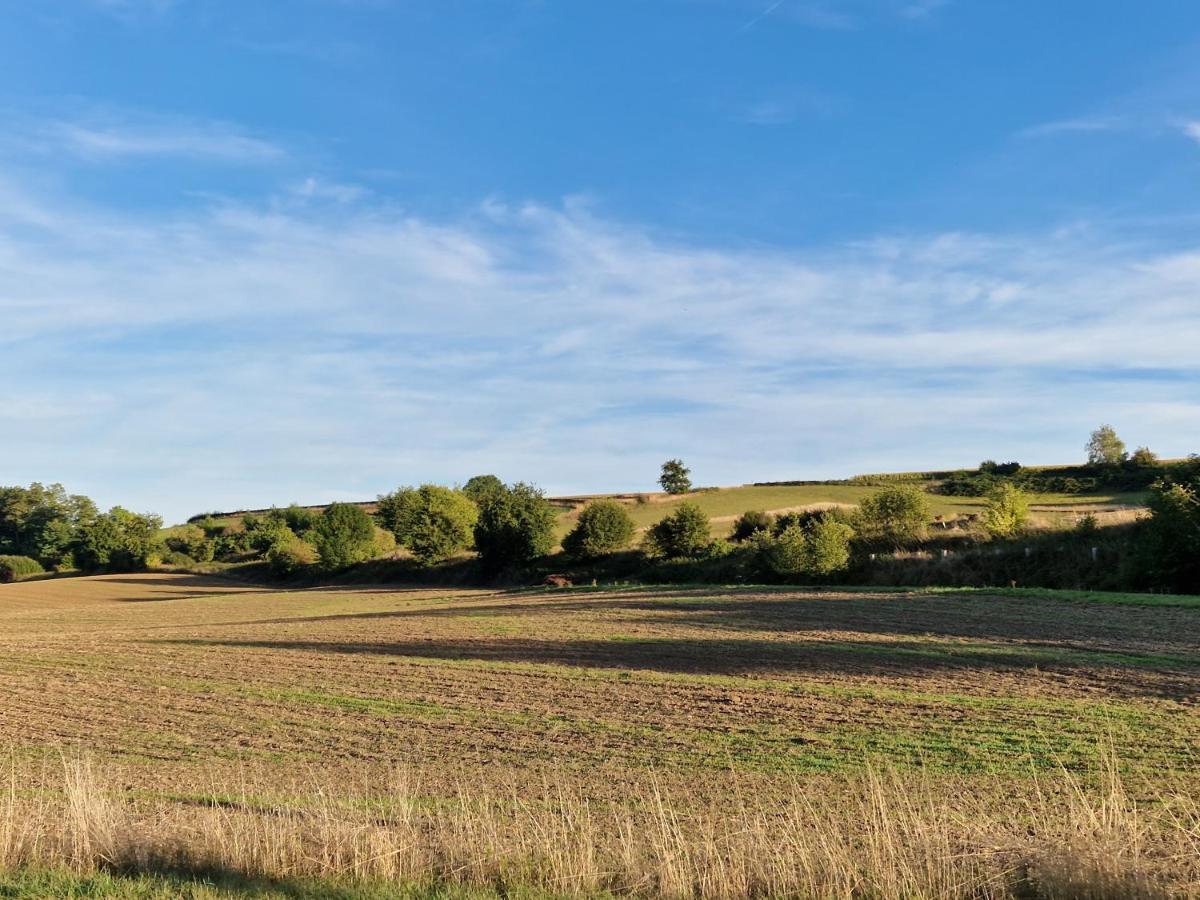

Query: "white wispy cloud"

xmin=1019 ymin=116 xmax=1127 ymax=139
xmin=1 ymin=173 xmax=1197 ymax=522
xmin=3 ymin=110 xmax=284 ymax=164
xmin=52 ymin=120 xmax=282 ymax=163
xmin=1181 ymin=120 xmax=1200 ymax=145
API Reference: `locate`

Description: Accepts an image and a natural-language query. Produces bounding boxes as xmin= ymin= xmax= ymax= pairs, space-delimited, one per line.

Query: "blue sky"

xmin=2 ymin=0 xmax=1199 ymax=523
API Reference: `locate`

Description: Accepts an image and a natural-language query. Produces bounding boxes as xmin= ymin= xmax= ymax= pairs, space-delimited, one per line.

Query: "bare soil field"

xmin=1 ymin=574 xmax=1197 ymax=896
xmin=2 ymin=574 xmax=1197 ymax=786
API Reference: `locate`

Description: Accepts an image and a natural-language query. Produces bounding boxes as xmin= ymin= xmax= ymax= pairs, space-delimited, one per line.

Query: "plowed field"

xmin=2 ymin=574 xmax=1197 ymax=801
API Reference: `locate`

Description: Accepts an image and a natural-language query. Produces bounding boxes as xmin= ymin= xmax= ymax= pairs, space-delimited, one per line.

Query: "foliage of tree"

xmin=644 ymin=502 xmax=711 ymax=559
xmin=374 ymin=526 xmax=397 ymax=556
xmin=1130 ymin=446 xmax=1159 ymax=466
xmin=282 ymin=504 xmax=318 ymax=534
xmin=0 ymin=483 xmax=98 ymax=569
xmin=75 ymin=507 xmax=164 ymax=572
xmin=311 ymin=503 xmax=378 ymax=570
xmin=982 ymin=483 xmax=1030 ymax=539
xmin=979 ymin=460 xmax=1021 ymax=476
xmin=730 ymin=510 xmax=774 ymax=543
xmin=165 ymin=525 xmax=215 ymax=563
xmin=241 ymin=513 xmax=294 ymax=553
xmin=754 ymin=514 xmax=854 ymax=578
xmin=473 ymin=482 xmax=558 ymax=574
xmin=853 ymin=486 xmax=930 ymax=547
xmin=805 ymin=515 xmax=856 ymax=575
xmin=658 ymin=459 xmax=692 ymax=495
xmin=380 ymin=485 xmax=478 ymax=565
xmin=463 ymin=475 xmax=505 ymax=505
xmin=1135 ymin=480 xmax=1200 ymax=593
xmin=1086 ymin=425 xmax=1127 ymax=466
xmin=562 ymin=500 xmax=635 ymax=559
xmin=375 ymin=487 xmax=422 ymax=546
xmin=267 ymin=530 xmax=319 ymax=575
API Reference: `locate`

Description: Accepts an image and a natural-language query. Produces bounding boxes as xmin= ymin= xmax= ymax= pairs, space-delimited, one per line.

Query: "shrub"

xmin=562 ymin=500 xmax=635 ymax=559
xmin=164 ymin=525 xmax=214 ymax=563
xmin=311 ymin=503 xmax=378 ymax=570
xmin=982 ymin=483 xmax=1030 ymax=539
xmin=283 ymin=504 xmax=318 ymax=534
xmin=1130 ymin=446 xmax=1158 ymax=467
xmin=854 ymin=487 xmax=930 ymax=548
xmin=761 ymin=525 xmax=808 ymax=576
xmin=806 ymin=516 xmax=855 ymax=575
xmin=1075 ymin=513 xmax=1100 ymax=538
xmin=214 ymin=529 xmax=253 ymax=559
xmin=731 ymin=510 xmax=774 ymax=542
xmin=379 ymin=485 xmax=477 ymax=565
xmin=1134 ymin=480 xmax=1200 ymax=593
xmin=0 ymin=555 xmax=44 ymax=583
xmin=658 ymin=459 xmax=692 ymax=495
xmin=162 ymin=550 xmax=196 ymax=568
xmin=407 ymin=486 xmax=477 ymax=564
xmin=374 ymin=526 xmax=397 ymax=556
xmin=756 ymin=514 xmax=854 ymax=579
xmin=473 ymin=483 xmax=558 ymax=574
xmin=979 ymin=460 xmax=1021 ymax=476
xmin=644 ymin=502 xmax=711 ymax=559
xmin=242 ymin=515 xmax=293 ymax=554
xmin=267 ymin=533 xmax=319 ymax=575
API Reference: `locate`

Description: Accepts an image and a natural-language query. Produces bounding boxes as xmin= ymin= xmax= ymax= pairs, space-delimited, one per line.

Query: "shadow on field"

xmin=225 ymin=591 xmax=1197 ymax=658
xmin=151 ymin=633 xmax=1200 ymax=690
xmin=97 ymin=575 xmax=272 ymax=602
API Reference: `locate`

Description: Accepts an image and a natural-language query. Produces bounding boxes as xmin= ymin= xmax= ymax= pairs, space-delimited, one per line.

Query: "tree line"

xmin=3 ymin=426 xmax=1197 ymax=592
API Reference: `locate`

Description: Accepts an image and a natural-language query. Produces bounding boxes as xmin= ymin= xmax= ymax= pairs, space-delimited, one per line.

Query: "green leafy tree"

xmin=242 ymin=514 xmax=294 ymax=554
xmin=805 ymin=515 xmax=855 ymax=575
xmin=644 ymin=502 xmax=711 ymax=558
xmin=658 ymin=459 xmax=692 ymax=495
xmin=757 ymin=514 xmax=854 ymax=578
xmin=386 ymin=485 xmax=479 ymax=565
xmin=375 ymin=487 xmax=422 ymax=546
xmin=562 ymin=500 xmax=635 ymax=559
xmin=731 ymin=510 xmax=774 ymax=542
xmin=1135 ymin=480 xmax=1200 ymax=593
xmin=854 ymin=486 xmax=930 ymax=548
xmin=0 ymin=483 xmax=97 ymax=567
xmin=1086 ymin=424 xmax=1127 ymax=466
xmin=473 ymin=483 xmax=558 ymax=574
xmin=75 ymin=507 xmax=163 ymax=572
xmin=463 ymin=475 xmax=505 ymax=505
xmin=311 ymin=503 xmax=378 ymax=570
xmin=982 ymin=483 xmax=1030 ymax=539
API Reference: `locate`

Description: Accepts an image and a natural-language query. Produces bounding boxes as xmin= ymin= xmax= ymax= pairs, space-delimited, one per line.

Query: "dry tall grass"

xmin=2 ymin=754 xmax=1197 ymax=898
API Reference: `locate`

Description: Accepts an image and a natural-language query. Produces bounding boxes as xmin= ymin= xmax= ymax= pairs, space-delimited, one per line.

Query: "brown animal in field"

xmin=543 ymin=574 xmax=573 ymax=588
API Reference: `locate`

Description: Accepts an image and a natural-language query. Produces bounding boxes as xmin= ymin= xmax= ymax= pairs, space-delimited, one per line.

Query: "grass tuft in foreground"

xmin=1 ymin=754 xmax=1197 ymax=899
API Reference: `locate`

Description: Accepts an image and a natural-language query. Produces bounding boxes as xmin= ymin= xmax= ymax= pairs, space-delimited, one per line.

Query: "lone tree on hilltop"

xmin=1086 ymin=425 xmax=1127 ymax=466
xmin=659 ymin=459 xmax=692 ymax=495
